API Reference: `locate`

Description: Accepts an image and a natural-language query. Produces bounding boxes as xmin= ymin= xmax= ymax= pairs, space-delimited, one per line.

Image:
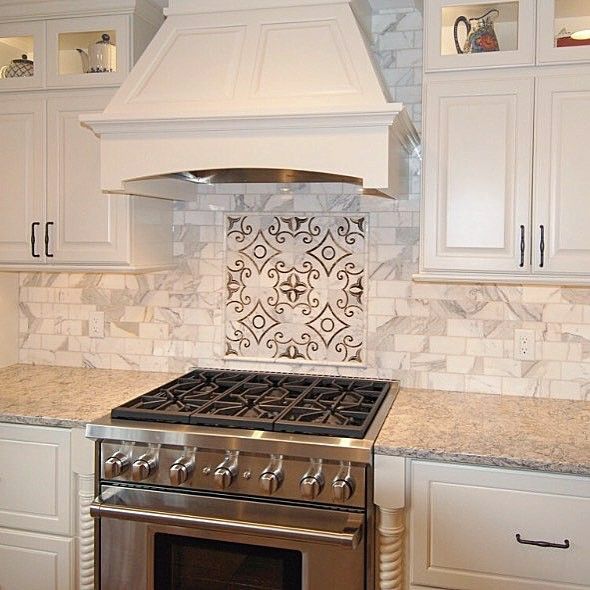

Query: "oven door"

xmin=91 ymin=485 xmax=366 ymax=590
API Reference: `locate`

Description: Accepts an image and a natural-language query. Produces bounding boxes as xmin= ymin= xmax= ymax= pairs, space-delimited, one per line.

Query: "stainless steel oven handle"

xmin=90 ymin=498 xmax=363 ymax=549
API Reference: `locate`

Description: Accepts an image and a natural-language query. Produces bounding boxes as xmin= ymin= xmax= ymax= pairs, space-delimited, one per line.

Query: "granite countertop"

xmin=376 ymin=388 xmax=590 ymax=477
xmin=0 ymin=364 xmax=178 ymax=428
xmin=1 ymin=364 xmax=588 ymax=476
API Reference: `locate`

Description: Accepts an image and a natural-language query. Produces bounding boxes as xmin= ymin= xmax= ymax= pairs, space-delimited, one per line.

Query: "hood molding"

xmin=83 ymin=0 xmax=419 ymax=199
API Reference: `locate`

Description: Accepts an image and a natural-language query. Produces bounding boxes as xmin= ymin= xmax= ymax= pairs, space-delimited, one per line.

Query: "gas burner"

xmin=111 ymin=370 xmax=392 ymax=438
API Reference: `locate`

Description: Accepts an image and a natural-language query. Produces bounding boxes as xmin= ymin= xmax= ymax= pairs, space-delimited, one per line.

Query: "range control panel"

xmin=101 ymin=442 xmax=366 ymax=508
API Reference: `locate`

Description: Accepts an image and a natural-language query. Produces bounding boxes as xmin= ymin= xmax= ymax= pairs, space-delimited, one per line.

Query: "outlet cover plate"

xmin=514 ymin=329 xmax=535 ymax=361
xmin=89 ymin=311 xmax=105 ymax=339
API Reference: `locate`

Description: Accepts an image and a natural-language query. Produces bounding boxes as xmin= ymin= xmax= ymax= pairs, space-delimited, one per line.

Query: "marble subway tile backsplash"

xmin=18 ymin=185 xmax=590 ymax=401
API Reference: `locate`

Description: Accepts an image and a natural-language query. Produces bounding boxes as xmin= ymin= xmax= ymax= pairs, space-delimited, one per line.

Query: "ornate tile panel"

xmin=224 ymin=215 xmax=368 ymax=365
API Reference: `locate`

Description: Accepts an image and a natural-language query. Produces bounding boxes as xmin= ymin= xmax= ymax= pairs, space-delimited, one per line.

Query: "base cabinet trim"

xmin=377 ymin=506 xmax=405 ymax=590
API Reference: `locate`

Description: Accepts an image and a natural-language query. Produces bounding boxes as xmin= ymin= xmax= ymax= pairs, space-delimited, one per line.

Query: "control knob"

xmin=259 ymin=469 xmax=283 ymax=495
xmin=131 ymin=453 xmax=158 ymax=482
xmin=104 ymin=451 xmax=130 ymax=479
xmin=214 ymin=452 xmax=238 ymax=490
xmin=300 ymin=474 xmax=324 ymax=500
xmin=332 ymin=476 xmax=355 ymax=502
xmin=169 ymin=456 xmax=195 ymax=486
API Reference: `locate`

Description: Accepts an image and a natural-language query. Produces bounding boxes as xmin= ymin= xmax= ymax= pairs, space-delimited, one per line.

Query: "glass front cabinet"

xmin=425 ymin=1 xmax=590 ymax=71
xmin=0 ymin=21 xmax=45 ymax=90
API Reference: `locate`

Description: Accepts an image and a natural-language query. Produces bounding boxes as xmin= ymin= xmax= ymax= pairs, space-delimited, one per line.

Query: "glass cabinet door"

xmin=0 ymin=21 xmax=44 ymax=90
xmin=425 ymin=0 xmax=535 ymax=71
xmin=46 ymin=15 xmax=129 ymax=88
xmin=538 ymin=0 xmax=590 ymax=64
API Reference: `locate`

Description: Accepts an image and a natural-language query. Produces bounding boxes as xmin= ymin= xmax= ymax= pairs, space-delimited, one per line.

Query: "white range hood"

xmin=83 ymin=0 xmax=419 ymax=199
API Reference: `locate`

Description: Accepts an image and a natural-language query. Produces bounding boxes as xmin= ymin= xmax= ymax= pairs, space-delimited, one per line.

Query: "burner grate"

xmin=111 ymin=370 xmax=392 ymax=438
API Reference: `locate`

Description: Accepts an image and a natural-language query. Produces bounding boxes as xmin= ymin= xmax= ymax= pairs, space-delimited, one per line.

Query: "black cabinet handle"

xmin=45 ymin=222 xmax=54 ymax=258
xmin=539 ymin=225 xmax=545 ymax=268
xmin=519 ymin=225 xmax=525 ymax=268
xmin=516 ymin=533 xmax=570 ymax=550
xmin=30 ymin=222 xmax=40 ymax=258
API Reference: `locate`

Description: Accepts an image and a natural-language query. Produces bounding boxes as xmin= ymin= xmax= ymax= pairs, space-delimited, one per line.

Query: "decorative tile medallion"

xmin=225 ymin=215 xmax=368 ymax=365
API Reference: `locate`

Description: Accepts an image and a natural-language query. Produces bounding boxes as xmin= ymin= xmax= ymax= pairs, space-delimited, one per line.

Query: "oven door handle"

xmin=90 ymin=498 xmax=363 ymax=549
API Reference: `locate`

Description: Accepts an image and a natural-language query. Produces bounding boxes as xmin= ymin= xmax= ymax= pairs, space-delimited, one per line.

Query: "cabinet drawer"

xmin=0 ymin=424 xmax=71 ymax=535
xmin=0 ymin=527 xmax=73 ymax=590
xmin=411 ymin=461 xmax=590 ymax=590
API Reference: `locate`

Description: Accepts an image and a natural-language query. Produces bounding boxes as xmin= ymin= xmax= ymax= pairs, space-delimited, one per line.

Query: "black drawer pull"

xmin=519 ymin=225 xmax=525 ymax=268
xmin=45 ymin=221 xmax=54 ymax=258
xmin=516 ymin=533 xmax=570 ymax=549
xmin=30 ymin=222 xmax=40 ymax=258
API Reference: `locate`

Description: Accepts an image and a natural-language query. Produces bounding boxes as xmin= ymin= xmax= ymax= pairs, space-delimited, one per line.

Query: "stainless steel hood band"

xmin=90 ymin=497 xmax=363 ymax=549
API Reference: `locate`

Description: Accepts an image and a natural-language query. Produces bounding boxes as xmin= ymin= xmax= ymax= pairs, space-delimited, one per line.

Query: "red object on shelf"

xmin=556 ymin=36 xmax=590 ymax=47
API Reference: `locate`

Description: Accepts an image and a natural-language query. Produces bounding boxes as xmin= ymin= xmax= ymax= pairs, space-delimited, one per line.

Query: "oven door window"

xmin=154 ymin=533 xmax=303 ymax=590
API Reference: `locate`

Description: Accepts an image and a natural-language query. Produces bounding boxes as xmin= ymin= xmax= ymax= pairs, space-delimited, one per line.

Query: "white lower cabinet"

xmin=409 ymin=461 xmax=590 ymax=590
xmin=0 ymin=423 xmax=94 ymax=590
xmin=0 ymin=528 xmax=73 ymax=590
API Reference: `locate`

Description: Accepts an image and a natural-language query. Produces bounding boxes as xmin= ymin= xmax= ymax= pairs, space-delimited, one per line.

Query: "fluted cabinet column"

xmin=377 ymin=506 xmax=405 ymax=590
xmin=373 ymin=455 xmax=406 ymax=590
xmin=76 ymin=473 xmax=95 ymax=590
xmin=71 ymin=428 xmax=95 ymax=590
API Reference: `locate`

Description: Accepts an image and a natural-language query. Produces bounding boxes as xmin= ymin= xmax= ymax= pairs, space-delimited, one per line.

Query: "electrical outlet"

xmin=89 ymin=311 xmax=105 ymax=339
xmin=514 ymin=329 xmax=535 ymax=361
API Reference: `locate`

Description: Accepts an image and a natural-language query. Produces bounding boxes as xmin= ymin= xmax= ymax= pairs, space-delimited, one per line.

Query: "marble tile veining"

xmin=376 ymin=388 xmax=590 ymax=476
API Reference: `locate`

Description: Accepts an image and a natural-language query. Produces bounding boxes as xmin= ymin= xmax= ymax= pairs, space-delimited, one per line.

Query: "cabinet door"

xmin=424 ymin=0 xmax=535 ymax=71
xmin=537 ymin=1 xmax=590 ymax=65
xmin=533 ymin=73 xmax=590 ymax=276
xmin=46 ymin=93 xmax=130 ymax=265
xmin=0 ymin=424 xmax=71 ymax=535
xmin=0 ymin=97 xmax=45 ymax=263
xmin=421 ymin=76 xmax=534 ymax=275
xmin=410 ymin=461 xmax=590 ymax=590
xmin=0 ymin=528 xmax=73 ymax=590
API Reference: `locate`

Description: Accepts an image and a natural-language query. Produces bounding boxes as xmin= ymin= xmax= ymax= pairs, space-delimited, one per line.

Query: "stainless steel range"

xmin=86 ymin=369 xmax=398 ymax=590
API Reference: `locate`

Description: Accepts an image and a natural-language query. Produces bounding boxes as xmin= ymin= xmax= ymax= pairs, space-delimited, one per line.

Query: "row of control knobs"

xmin=104 ymin=451 xmax=355 ymax=501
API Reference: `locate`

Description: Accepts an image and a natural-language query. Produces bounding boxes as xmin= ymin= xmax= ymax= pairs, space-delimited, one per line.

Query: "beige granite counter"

xmin=376 ymin=388 xmax=590 ymax=476
xmin=2 ymin=365 xmax=588 ymax=476
xmin=0 ymin=364 xmax=178 ymax=428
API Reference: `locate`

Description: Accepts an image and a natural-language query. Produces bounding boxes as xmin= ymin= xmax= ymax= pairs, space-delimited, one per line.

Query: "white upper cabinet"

xmin=45 ymin=15 xmax=130 ymax=89
xmin=0 ymin=1 xmax=173 ymax=272
xmin=426 ymin=1 xmax=590 ymax=71
xmin=0 ymin=21 xmax=45 ymax=90
xmin=537 ymin=0 xmax=590 ymax=64
xmin=532 ymin=72 xmax=590 ymax=277
xmin=0 ymin=97 xmax=45 ymax=264
xmin=424 ymin=0 xmax=536 ymax=71
xmin=421 ymin=1 xmax=590 ymax=284
xmin=422 ymin=75 xmax=534 ymax=274
xmin=46 ymin=93 xmax=130 ymax=265
xmin=0 ymin=0 xmax=163 ymax=92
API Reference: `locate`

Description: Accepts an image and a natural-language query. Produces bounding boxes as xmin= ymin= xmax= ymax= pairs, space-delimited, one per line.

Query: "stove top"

xmin=111 ymin=370 xmax=393 ymax=439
